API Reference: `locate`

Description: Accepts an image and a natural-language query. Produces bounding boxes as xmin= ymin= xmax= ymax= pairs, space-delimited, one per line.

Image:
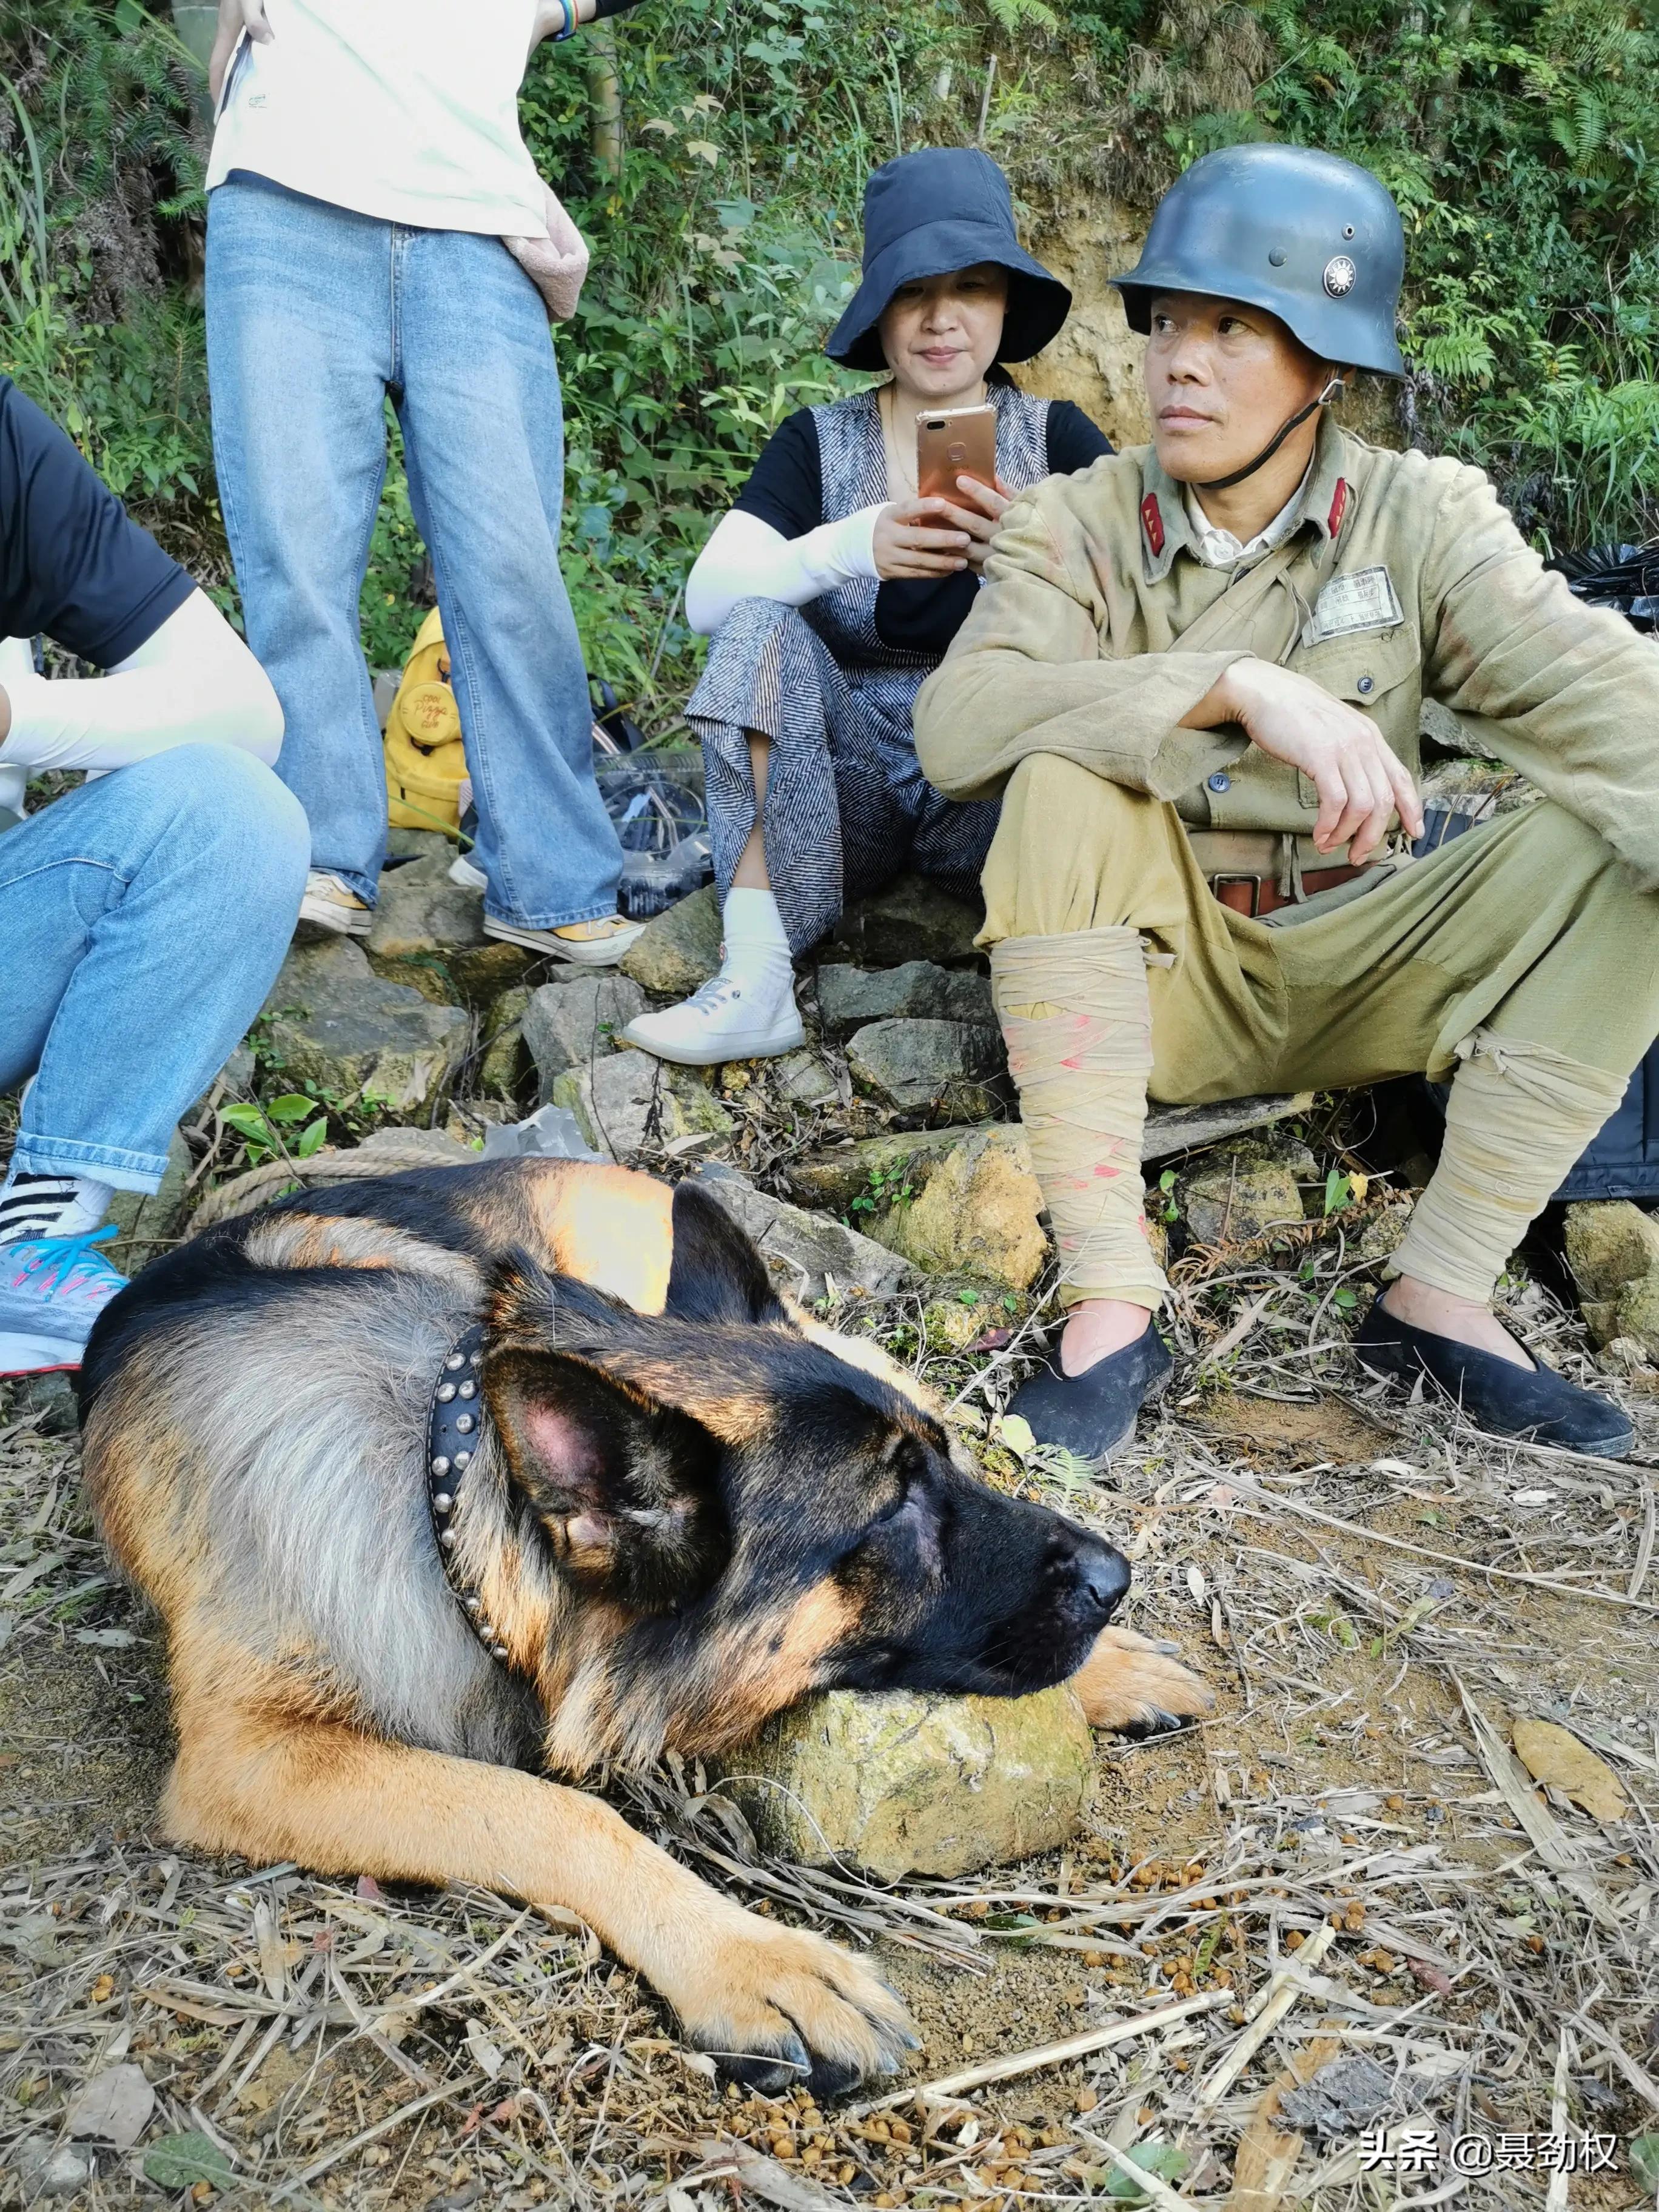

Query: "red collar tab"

xmin=1141 ymin=493 xmax=1165 ymax=556
xmin=1327 ymin=478 xmax=1349 ymax=538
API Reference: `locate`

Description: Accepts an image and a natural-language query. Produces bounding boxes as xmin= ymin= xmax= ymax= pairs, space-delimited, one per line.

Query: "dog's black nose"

xmin=1076 ymin=1542 xmax=1130 ymax=1624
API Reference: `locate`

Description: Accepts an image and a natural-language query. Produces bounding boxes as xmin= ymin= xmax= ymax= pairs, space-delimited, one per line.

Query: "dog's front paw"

xmin=665 ymin=1907 xmax=919 ymax=2099
xmin=1071 ymin=1624 xmax=1216 ymax=1737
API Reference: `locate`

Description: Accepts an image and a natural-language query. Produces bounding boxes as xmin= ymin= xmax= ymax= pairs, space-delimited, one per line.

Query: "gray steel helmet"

xmin=1111 ymin=144 xmax=1406 ymax=379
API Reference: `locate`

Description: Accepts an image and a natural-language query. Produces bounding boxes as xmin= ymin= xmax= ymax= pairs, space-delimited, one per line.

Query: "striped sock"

xmin=0 ymin=1169 xmax=116 ymax=1245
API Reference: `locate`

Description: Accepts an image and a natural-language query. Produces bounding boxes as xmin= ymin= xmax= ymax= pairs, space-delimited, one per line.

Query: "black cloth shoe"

xmin=1008 ymin=1322 xmax=1173 ymax=1461
xmin=1356 ymin=1295 xmax=1632 ymax=1458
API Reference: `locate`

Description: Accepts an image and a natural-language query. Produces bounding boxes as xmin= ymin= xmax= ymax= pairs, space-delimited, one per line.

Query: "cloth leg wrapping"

xmin=1391 ymin=1028 xmax=1631 ymax=1303
xmin=991 ymin=925 xmax=1167 ymax=1310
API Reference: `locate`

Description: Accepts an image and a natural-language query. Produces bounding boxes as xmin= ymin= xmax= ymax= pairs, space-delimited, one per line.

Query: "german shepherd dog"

xmin=78 ymin=1159 xmax=1210 ymax=2096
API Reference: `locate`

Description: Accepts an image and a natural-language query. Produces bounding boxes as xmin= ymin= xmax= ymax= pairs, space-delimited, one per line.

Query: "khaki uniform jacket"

xmin=913 ymin=417 xmax=1659 ymax=894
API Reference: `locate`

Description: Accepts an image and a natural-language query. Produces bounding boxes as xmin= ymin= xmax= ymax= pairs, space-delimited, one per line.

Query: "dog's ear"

xmin=485 ymin=1255 xmax=729 ymax=1612
xmin=489 ymin=1344 xmax=729 ymax=1612
xmin=664 ymin=1179 xmax=789 ymax=1326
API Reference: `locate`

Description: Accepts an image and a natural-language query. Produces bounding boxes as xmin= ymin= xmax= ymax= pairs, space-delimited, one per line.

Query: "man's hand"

xmin=0 ymin=685 xmax=11 ymax=747
xmin=872 ymin=497 xmax=971 ymax=581
xmin=1196 ymin=658 xmax=1424 ymax=866
xmin=936 ymin=474 xmax=1012 ymax=574
xmin=209 ymin=0 xmax=272 ymax=107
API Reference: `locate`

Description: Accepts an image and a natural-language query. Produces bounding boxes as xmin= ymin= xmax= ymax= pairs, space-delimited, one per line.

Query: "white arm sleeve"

xmin=684 ymin=505 xmax=883 ymax=636
xmin=0 ymin=588 xmax=284 ymax=775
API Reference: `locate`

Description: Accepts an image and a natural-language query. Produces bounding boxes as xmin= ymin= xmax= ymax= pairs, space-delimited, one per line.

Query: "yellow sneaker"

xmin=298 ymin=870 xmax=372 ymax=938
xmin=482 ymin=913 xmax=645 ymax=967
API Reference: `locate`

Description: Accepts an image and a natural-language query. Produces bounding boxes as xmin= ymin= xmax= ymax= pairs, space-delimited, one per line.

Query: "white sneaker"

xmin=448 ymin=853 xmax=488 ymax=893
xmin=483 ymin=913 xmax=645 ymax=967
xmin=299 ymin=871 xmax=372 ymax=937
xmin=624 ymin=969 xmax=803 ymax=1066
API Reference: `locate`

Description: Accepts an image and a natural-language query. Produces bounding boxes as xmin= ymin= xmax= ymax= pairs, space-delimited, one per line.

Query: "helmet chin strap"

xmin=1196 ymin=373 xmax=1346 ymax=494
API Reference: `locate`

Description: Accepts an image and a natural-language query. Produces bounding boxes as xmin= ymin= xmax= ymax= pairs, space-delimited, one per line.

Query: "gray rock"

xmin=620 ymin=884 xmax=723 ymax=996
xmin=828 ymin=874 xmax=983 ymax=968
xmin=367 ymin=848 xmax=485 ymax=957
xmin=10 ymin=2136 xmax=98 ymax=2198
xmin=523 ymin=973 xmax=649 ymax=1096
xmin=367 ymin=849 xmax=537 ymax=1008
xmin=109 ymin=1128 xmax=193 ymax=1272
xmin=774 ymin=1050 xmax=842 ymax=1110
xmin=550 ymin=1049 xmax=734 ymax=1164
xmin=478 ymin=984 xmax=532 ymax=1102
xmin=846 ymin=1017 xmax=1005 ymax=1115
xmin=9 ymin=1370 xmax=79 ymax=1434
xmin=722 ymin=1684 xmax=1093 ymax=1882
xmin=692 ymin=1168 xmax=912 ymax=1303
xmin=260 ymin=939 xmax=470 ymax=1116
xmin=1179 ymin=1136 xmax=1317 ymax=1249
xmin=817 ymin=960 xmax=993 ymax=1034
xmin=1142 ymin=1091 xmax=1314 ymax=1164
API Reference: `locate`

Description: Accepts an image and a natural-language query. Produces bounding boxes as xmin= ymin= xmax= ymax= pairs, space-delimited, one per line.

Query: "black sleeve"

xmin=0 ymin=377 xmax=194 ymax=665
xmin=731 ymin=409 xmax=824 ymax=540
xmin=1045 ymin=399 xmax=1114 ymax=477
xmin=873 ymin=572 xmax=981 ymax=659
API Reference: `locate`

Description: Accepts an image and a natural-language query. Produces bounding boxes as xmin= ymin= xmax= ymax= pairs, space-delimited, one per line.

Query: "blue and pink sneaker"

xmin=0 ymin=1227 xmax=127 ymax=1376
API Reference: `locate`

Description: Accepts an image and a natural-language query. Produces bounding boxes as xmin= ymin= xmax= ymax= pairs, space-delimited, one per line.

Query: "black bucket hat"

xmin=825 ymin=147 xmax=1072 ymax=371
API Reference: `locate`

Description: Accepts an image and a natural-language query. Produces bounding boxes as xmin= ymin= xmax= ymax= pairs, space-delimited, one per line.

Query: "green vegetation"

xmin=2 ymin=0 xmax=1656 ymax=711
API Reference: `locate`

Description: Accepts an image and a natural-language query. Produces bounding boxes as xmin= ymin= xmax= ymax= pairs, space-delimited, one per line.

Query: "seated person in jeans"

xmin=0 ymin=375 xmax=307 ymax=1375
xmin=625 ymin=147 xmax=1110 ymax=1066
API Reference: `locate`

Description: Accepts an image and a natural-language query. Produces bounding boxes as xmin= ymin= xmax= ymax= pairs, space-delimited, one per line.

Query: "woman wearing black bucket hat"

xmin=625 ymin=146 xmax=1110 ymax=1067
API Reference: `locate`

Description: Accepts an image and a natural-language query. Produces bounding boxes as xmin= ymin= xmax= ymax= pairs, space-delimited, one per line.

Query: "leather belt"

xmin=1184 ymin=828 xmax=1364 ymax=920
xmin=1211 ymin=863 xmax=1364 ymax=918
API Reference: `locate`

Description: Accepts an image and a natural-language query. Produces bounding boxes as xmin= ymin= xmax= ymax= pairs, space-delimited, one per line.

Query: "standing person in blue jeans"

xmin=204 ymin=0 xmax=642 ymax=966
xmin=0 ymin=376 xmax=308 ymax=1376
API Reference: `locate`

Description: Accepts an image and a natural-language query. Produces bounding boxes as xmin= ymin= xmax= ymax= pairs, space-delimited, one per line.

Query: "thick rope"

xmin=189 ymin=1136 xmax=469 ymax=1232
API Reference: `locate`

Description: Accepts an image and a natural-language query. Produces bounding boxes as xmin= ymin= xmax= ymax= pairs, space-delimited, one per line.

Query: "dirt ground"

xmin=3 ymin=1275 xmax=1657 ymax=2212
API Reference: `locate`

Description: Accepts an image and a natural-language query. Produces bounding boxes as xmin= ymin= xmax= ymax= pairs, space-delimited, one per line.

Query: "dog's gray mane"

xmin=152 ymin=1270 xmax=541 ymax=1765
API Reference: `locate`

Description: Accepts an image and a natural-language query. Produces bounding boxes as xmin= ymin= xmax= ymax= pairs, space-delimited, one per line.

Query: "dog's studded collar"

xmin=426 ymin=1322 xmax=509 ymax=1667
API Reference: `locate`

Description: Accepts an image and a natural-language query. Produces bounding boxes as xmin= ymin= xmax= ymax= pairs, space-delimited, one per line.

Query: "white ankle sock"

xmin=0 ymin=1168 xmax=116 ymax=1245
xmin=720 ymin=888 xmax=793 ymax=996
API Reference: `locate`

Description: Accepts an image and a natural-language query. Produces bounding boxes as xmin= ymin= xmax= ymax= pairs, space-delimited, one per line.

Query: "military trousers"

xmin=980 ymin=753 xmax=1659 ymax=1307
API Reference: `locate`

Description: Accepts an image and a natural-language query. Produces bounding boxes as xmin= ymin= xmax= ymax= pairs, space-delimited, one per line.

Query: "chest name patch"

xmin=1302 ymin=564 xmax=1404 ymax=646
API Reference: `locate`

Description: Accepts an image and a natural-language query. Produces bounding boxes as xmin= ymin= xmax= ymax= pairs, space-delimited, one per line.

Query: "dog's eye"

xmin=882 ymin=1430 xmax=937 ymax=1482
xmin=866 ymin=1485 xmax=911 ymax=1528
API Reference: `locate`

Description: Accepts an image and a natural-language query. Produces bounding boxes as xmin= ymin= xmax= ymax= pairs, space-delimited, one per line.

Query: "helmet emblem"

xmin=1323 ymin=254 xmax=1358 ymax=298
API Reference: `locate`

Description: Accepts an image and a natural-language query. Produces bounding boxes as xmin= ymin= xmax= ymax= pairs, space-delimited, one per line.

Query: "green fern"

xmin=987 ymin=0 xmax=1061 ymax=32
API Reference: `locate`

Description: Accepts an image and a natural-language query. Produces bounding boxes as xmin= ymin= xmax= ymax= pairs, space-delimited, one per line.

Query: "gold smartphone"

xmin=915 ymin=403 xmax=997 ymax=503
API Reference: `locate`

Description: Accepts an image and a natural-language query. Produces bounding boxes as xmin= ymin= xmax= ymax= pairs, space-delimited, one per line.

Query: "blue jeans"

xmin=205 ymin=175 xmax=622 ymax=929
xmin=0 ymin=748 xmax=309 ymax=1192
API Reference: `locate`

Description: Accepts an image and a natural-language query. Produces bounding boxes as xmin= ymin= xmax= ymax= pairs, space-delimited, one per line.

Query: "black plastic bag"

xmin=1545 ymin=541 xmax=1659 ymax=631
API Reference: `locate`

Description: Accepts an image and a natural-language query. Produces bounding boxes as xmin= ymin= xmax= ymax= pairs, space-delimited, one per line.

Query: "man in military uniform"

xmin=913 ymin=143 xmax=1659 ymax=1460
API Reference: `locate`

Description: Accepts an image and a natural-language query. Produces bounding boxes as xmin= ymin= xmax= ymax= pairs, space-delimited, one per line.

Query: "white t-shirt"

xmin=206 ymin=0 xmax=548 ymax=237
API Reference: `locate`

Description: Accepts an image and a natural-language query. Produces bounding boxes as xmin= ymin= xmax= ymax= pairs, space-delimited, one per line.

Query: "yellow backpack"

xmin=383 ymin=608 xmax=468 ymax=836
